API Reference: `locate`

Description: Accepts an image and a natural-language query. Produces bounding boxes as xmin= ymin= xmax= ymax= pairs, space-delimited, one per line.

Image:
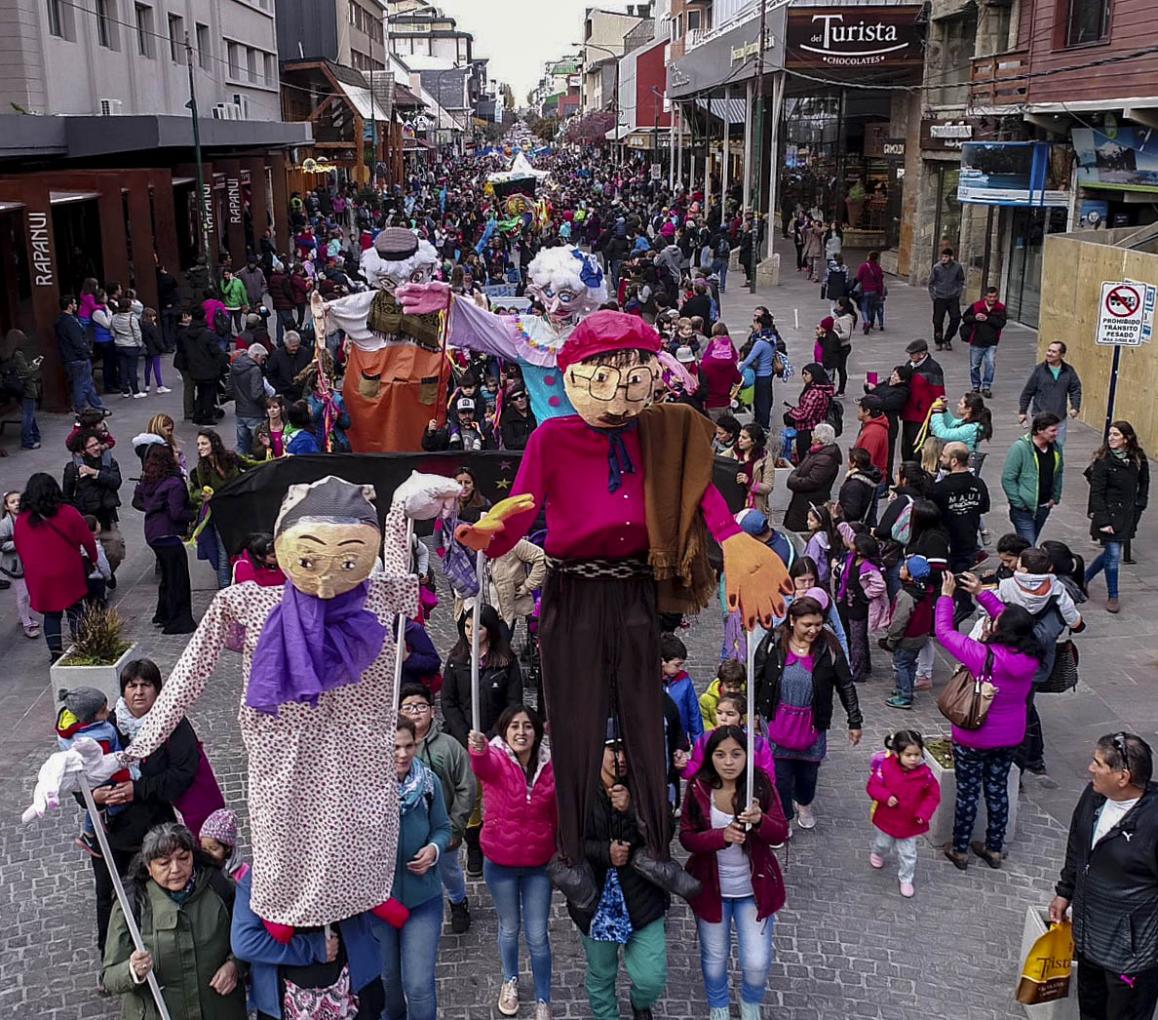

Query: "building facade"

xmin=275 ymin=0 xmax=387 ymax=71
xmin=582 ymin=6 xmax=649 ymax=113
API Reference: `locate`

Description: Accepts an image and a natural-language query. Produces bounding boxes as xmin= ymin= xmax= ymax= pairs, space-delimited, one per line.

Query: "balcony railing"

xmin=969 ymin=50 xmax=1030 ymax=108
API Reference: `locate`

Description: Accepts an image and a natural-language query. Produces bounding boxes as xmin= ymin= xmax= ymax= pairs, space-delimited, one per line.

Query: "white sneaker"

xmin=796 ymin=804 xmax=816 ymax=830
xmin=156 ymin=386 xmax=172 ymax=394
xmin=534 ymin=1002 xmax=553 ymax=1020
xmin=710 ymin=1008 xmax=730 ymax=1020
xmin=133 ymin=392 xmax=148 ymax=399
xmin=497 ymin=977 xmax=519 ymax=1017
xmin=120 ymin=392 xmax=132 ymax=399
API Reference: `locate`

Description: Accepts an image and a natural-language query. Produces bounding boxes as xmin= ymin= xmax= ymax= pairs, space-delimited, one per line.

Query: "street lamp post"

xmin=576 ymin=41 xmax=620 ymax=166
xmin=650 ymin=85 xmax=663 ymax=172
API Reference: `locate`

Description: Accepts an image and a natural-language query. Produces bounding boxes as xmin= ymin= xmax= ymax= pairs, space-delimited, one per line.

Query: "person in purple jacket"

xmin=937 ymin=573 xmax=1041 ymax=870
xmin=132 ymin=445 xmax=196 ymax=633
xmin=660 ymin=633 xmax=705 ymax=747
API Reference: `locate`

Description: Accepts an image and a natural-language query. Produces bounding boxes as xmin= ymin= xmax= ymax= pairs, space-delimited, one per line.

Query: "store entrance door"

xmin=1005 ymin=206 xmax=1068 ymax=327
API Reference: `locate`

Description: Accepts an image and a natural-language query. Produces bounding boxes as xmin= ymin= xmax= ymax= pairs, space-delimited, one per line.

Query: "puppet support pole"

xmin=391 ymin=517 xmax=417 ymax=715
xmin=745 ymin=626 xmax=758 ymax=823
xmin=470 ymin=549 xmax=487 ymax=734
xmin=79 ymin=776 xmax=173 ymax=1020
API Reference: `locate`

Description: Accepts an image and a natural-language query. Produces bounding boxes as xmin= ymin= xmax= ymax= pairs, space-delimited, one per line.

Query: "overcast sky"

xmin=429 ymin=0 xmax=620 ymax=104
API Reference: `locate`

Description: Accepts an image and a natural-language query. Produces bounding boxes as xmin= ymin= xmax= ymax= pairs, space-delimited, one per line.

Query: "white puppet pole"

xmin=79 ymin=776 xmax=172 ymax=1020
xmin=745 ymin=626 xmax=758 ymax=825
xmin=470 ymin=548 xmax=487 ymax=734
xmin=391 ymin=517 xmax=416 ymax=716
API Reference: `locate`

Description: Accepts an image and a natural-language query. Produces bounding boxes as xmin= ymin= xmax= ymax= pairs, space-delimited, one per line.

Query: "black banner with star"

xmin=210 ymin=451 xmax=749 ymax=555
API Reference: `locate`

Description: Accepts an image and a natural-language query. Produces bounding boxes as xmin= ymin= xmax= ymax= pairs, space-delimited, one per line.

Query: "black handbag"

xmin=1037 ymin=640 xmax=1079 ymax=694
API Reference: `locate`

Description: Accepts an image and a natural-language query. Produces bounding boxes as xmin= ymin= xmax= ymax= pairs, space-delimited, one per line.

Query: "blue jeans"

xmin=213 ymin=526 xmax=232 ymax=588
xmin=21 ymin=396 xmax=40 ymax=447
xmin=438 ymin=843 xmax=467 ymax=905
xmin=276 ymin=309 xmax=296 ymax=345
xmin=66 ymin=359 xmax=104 ymax=412
xmin=1086 ymin=540 xmax=1122 ymax=599
xmin=697 ymin=897 xmax=774 ymax=1007
xmin=892 ymin=646 xmax=919 ymax=702
xmin=712 ymin=258 xmax=729 ymax=293
xmin=969 ymin=345 xmax=996 ymax=391
xmin=235 ymin=416 xmax=263 ymax=457
xmin=772 ymin=757 xmax=820 ymax=821
xmin=1008 ymin=505 xmax=1051 ymax=545
xmin=483 ymin=860 xmax=553 ymax=1003
xmin=378 ymin=893 xmax=441 ymax=1020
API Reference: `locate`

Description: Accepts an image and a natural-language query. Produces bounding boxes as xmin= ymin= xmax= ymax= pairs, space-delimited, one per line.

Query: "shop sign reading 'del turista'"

xmin=785 ymin=6 xmax=925 ymax=71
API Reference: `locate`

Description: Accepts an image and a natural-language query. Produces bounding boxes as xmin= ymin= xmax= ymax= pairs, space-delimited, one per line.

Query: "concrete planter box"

xmin=756 ymin=252 xmax=781 ymax=287
xmin=50 ymin=643 xmax=138 ymax=707
xmin=1017 ymin=906 xmax=1080 ymax=1020
xmin=924 ymin=738 xmax=1020 ymax=849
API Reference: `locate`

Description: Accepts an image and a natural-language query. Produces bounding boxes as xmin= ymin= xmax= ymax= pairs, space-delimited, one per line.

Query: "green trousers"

xmin=581 ymin=918 xmax=668 ymax=1020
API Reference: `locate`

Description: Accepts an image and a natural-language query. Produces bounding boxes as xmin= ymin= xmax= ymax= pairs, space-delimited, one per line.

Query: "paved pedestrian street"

xmin=1 ymin=248 xmax=1155 ymax=1019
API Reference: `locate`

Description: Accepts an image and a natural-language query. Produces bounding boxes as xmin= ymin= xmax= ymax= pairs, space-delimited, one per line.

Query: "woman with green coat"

xmin=102 ymin=822 xmax=246 ymax=1020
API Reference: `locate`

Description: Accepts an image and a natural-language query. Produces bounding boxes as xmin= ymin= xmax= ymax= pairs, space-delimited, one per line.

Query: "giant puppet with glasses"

xmin=453 ymin=310 xmax=794 ymax=910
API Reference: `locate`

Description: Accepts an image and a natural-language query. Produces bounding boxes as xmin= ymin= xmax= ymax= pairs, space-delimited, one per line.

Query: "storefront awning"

xmin=50 ymin=190 xmax=101 ymax=205
xmin=334 ymin=80 xmax=391 ymax=123
xmin=695 ymin=97 xmax=747 ymax=123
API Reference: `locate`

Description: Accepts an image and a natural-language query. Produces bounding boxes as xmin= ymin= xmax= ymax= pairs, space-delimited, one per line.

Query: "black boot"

xmin=631 ymin=849 xmax=702 ymax=902
xmin=546 ymin=854 xmax=599 ymax=912
xmin=464 ymin=826 xmax=483 ymax=878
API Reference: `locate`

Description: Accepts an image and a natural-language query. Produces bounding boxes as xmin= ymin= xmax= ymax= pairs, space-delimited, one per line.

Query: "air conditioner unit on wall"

xmin=213 ymin=102 xmax=243 ymax=120
xmin=231 ymin=94 xmax=250 ymax=119
xmin=98 ymin=98 xmax=123 ymax=116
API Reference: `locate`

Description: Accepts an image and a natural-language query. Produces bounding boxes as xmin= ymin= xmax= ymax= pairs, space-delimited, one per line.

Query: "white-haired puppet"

xmin=314 ymin=227 xmax=449 ymax=452
xmin=396 ymin=243 xmax=610 ymax=422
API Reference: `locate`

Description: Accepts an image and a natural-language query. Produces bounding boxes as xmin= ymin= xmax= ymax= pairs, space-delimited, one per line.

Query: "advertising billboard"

xmin=957 ymin=142 xmax=1071 ymax=207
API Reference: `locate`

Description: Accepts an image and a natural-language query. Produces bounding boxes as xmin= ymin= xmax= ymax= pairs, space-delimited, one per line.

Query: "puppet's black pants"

xmin=539 ymin=561 xmax=670 ymax=865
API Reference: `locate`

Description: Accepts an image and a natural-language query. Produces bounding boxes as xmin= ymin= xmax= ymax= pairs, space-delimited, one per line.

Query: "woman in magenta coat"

xmin=13 ymin=472 xmax=98 ymax=659
xmin=468 ymin=704 xmax=557 ymax=1018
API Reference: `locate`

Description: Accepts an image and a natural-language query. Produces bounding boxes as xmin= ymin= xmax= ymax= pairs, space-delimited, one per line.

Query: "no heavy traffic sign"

xmin=1096 ymin=281 xmax=1152 ymax=346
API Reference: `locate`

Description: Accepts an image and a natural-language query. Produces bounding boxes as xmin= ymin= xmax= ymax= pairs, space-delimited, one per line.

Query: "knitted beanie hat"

xmin=58 ymin=687 xmax=108 ymax=726
xmin=199 ymin=808 xmax=239 ymax=849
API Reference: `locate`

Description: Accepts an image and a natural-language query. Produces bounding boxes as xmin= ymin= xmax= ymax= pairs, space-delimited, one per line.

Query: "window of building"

xmin=135 ymin=4 xmax=154 ymax=57
xmin=265 ymin=52 xmax=275 ymax=85
xmin=247 ymin=47 xmax=258 ymax=83
xmin=687 ymin=9 xmax=701 ymax=31
xmin=96 ymin=0 xmax=116 ymax=49
xmin=227 ymin=41 xmax=240 ymax=78
xmin=1066 ymin=0 xmax=1110 ymax=45
xmin=46 ymin=0 xmax=65 ymax=37
xmin=168 ymin=13 xmax=184 ymax=62
xmin=196 ymin=22 xmax=210 ymax=68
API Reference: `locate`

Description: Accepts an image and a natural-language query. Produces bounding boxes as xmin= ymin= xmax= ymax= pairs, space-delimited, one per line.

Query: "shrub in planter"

xmin=50 ymin=604 xmax=137 ymax=705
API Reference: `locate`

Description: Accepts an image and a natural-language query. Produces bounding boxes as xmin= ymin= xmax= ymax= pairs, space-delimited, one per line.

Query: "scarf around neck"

xmin=399 ymin=758 xmax=436 ymax=815
xmin=115 ymin=697 xmax=148 ymax=742
xmin=246 ymin=582 xmax=387 ymax=715
xmin=589 ymin=420 xmax=638 ymax=493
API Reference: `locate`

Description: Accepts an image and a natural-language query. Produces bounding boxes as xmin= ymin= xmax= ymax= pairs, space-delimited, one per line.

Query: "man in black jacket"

xmin=265 ymin=329 xmax=312 ymax=400
xmin=56 ymin=294 xmax=105 ymax=414
xmin=567 ymin=727 xmax=671 ymax=1020
xmin=1051 ymin=733 xmax=1158 ymax=1020
xmin=181 ymin=307 xmax=228 ymax=425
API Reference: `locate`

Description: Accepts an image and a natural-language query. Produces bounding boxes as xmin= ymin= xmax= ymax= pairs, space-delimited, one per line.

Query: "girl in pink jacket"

xmin=834 ymin=523 xmax=889 ymax=683
xmin=867 ymin=729 xmax=941 ymax=898
xmin=468 ymin=704 xmax=557 ymax=1018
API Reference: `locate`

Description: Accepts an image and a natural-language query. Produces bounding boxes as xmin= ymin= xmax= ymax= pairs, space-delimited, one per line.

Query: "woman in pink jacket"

xmin=469 ymin=704 xmax=557 ymax=1019
xmin=936 ymin=575 xmax=1040 ymax=870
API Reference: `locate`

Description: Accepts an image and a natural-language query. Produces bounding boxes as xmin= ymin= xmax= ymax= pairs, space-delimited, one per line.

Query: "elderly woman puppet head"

xmin=525 ymin=245 xmax=608 ymax=335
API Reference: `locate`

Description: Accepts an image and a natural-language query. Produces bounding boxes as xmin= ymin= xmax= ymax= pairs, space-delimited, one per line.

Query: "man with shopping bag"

xmin=1050 ymin=733 xmax=1158 ymax=1019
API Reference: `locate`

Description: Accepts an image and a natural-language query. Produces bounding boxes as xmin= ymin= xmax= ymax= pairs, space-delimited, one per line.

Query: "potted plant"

xmin=49 ymin=604 xmax=137 ymax=705
xmin=923 ymin=736 xmax=1021 ymax=849
xmin=845 ymin=180 xmax=866 ymax=229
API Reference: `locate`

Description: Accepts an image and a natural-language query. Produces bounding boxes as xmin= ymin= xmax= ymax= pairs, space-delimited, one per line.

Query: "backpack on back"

xmin=890 ymin=496 xmax=915 ymax=545
xmin=824 ymin=398 xmax=844 ymax=437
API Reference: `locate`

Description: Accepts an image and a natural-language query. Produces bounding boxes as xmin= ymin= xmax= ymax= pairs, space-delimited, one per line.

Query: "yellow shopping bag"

xmin=1015 ymin=920 xmax=1075 ymax=1005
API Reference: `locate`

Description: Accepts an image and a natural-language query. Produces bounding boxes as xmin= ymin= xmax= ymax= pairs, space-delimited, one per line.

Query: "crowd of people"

xmin=2 ymin=146 xmax=1157 ymax=1020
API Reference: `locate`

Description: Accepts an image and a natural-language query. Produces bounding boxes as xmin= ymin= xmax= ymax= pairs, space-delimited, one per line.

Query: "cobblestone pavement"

xmin=1 ymin=242 xmax=1155 ymax=1019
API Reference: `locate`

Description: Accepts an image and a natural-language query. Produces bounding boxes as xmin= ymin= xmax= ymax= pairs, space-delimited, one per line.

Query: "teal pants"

xmin=581 ymin=918 xmax=668 ymax=1019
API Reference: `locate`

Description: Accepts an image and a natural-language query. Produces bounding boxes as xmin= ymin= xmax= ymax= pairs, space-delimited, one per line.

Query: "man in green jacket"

xmin=1001 ymin=412 xmax=1063 ymax=544
xmin=400 ymin=682 xmax=476 ymax=933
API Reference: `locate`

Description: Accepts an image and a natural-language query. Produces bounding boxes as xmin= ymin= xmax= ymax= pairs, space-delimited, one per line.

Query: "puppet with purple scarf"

xmin=116 ymin=473 xmax=460 ymax=943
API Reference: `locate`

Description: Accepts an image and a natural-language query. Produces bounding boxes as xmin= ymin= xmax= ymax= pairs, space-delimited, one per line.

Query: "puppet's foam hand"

xmin=395 ymin=281 xmax=452 ymax=316
xmin=454 ymin=495 xmax=535 ymax=552
xmin=392 ymin=471 xmax=462 ymax=520
xmin=722 ymin=533 xmax=794 ymax=630
xmin=22 ymin=739 xmax=123 ymax=824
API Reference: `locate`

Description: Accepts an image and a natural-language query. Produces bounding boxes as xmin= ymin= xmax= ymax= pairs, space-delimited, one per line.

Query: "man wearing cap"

xmin=900 ymin=339 xmax=945 ymax=462
xmin=456 ymin=311 xmax=792 ymax=911
xmin=422 ymin=398 xmax=495 ymax=452
xmin=882 ymin=554 xmax=934 ymax=710
xmin=230 ymin=342 xmax=270 ymax=455
xmin=498 ymin=387 xmax=537 ymax=450
xmin=737 ymin=509 xmax=795 ymax=572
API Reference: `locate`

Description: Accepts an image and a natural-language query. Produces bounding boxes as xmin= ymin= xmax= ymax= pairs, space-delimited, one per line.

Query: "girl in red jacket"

xmin=680 ymin=726 xmax=789 ymax=1020
xmin=866 ymin=729 xmax=941 ymax=898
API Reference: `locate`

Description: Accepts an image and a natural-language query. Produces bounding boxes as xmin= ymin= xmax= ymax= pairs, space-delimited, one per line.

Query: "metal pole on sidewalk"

xmin=185 ymin=33 xmax=212 ymax=283
xmin=748 ymin=0 xmax=766 ymax=295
